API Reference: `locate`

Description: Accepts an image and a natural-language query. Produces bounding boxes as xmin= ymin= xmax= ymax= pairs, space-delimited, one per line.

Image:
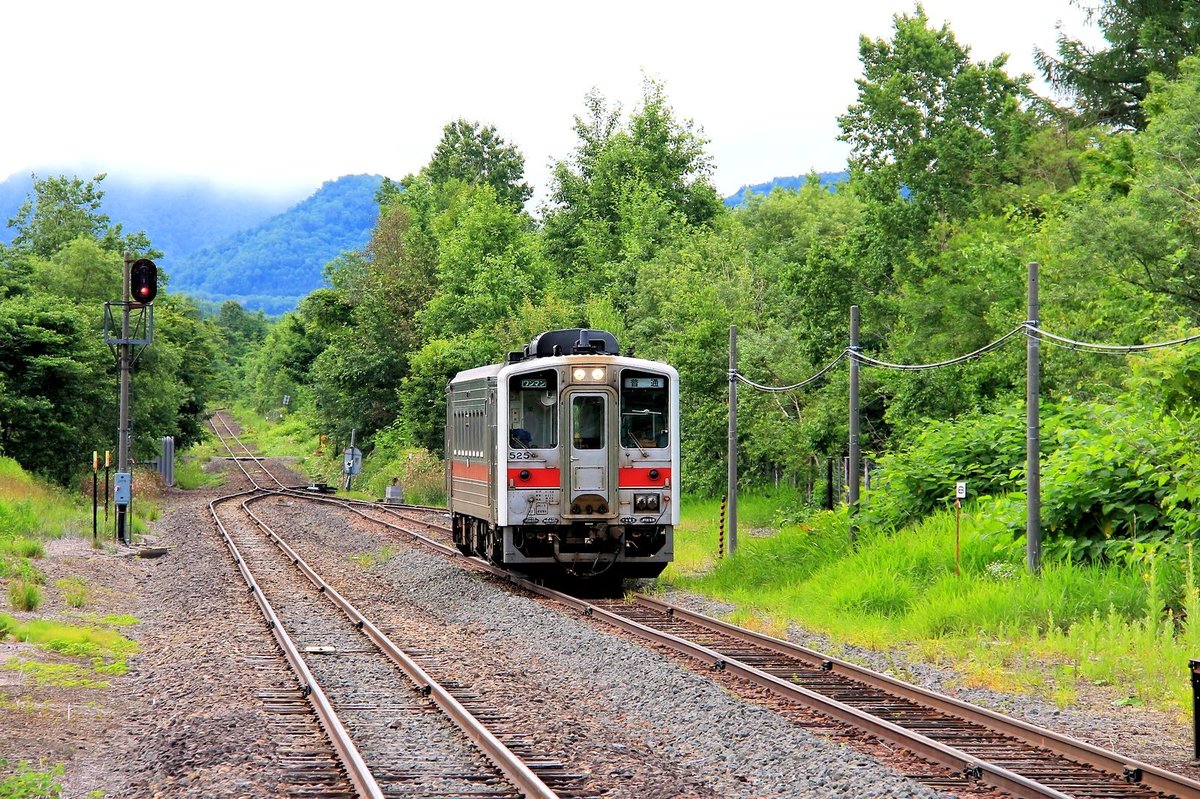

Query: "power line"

xmin=731 ymin=350 xmax=848 ymax=392
xmin=847 ymin=325 xmax=1026 ymax=371
xmin=1026 ymin=324 xmax=1200 ymax=354
xmin=731 ymin=321 xmax=1200 ymax=392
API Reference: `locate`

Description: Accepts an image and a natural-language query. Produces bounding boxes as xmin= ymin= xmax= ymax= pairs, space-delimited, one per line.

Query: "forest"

xmin=4 ymin=2 xmax=1200 ymax=573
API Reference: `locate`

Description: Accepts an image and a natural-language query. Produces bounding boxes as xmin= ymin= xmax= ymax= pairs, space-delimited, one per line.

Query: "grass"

xmin=0 ymin=760 xmax=63 ymax=798
xmin=7 ymin=582 xmax=41 ymax=612
xmin=0 ymin=614 xmax=139 ymax=676
xmin=350 ymin=544 xmax=396 ymax=569
xmin=667 ymin=494 xmax=1198 ymax=714
xmin=173 ymin=456 xmax=222 ymax=490
xmin=55 ymin=578 xmax=90 ymax=609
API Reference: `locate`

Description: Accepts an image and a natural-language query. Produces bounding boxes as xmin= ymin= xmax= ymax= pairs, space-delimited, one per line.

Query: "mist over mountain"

xmin=167 ymin=174 xmax=384 ymax=314
xmin=0 ymin=170 xmax=300 ymax=257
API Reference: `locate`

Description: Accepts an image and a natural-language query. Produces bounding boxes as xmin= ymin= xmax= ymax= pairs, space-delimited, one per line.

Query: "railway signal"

xmin=130 ymin=258 xmax=157 ymax=303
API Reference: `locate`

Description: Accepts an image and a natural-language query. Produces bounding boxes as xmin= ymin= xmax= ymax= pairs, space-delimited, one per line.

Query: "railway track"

xmin=308 ymin=491 xmax=1200 ymax=799
xmin=205 ymin=413 xmax=580 ymax=799
xmin=203 ymin=413 xmax=1200 ymax=799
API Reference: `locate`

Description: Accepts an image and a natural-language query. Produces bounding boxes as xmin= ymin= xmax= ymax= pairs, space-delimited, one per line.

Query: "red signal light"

xmin=130 ymin=259 xmax=157 ymax=303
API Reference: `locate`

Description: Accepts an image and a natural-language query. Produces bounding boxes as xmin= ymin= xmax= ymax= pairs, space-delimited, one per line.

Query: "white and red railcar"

xmin=446 ymin=329 xmax=678 ymax=579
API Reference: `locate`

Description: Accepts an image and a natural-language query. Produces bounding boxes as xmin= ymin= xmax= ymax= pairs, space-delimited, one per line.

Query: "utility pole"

xmin=106 ymin=254 xmax=156 ymax=546
xmin=848 ymin=305 xmax=861 ymax=545
xmin=1026 ymin=262 xmax=1042 ymax=575
xmin=727 ymin=325 xmax=739 ymax=555
xmin=115 ymin=253 xmax=133 ymax=545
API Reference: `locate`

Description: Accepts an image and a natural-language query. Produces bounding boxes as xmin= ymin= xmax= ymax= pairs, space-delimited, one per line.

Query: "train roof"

xmin=448 ymin=353 xmax=677 ymax=387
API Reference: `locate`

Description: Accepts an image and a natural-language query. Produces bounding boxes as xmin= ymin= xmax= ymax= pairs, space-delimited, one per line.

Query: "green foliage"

xmin=862 ymin=404 xmax=1027 ymax=531
xmin=1036 ymin=0 xmax=1200 ymax=130
xmin=8 ymin=173 xmax=154 ymax=259
xmin=838 ymin=6 xmax=1034 ymax=272
xmin=418 ymin=119 xmax=532 ymax=208
xmin=543 ymin=78 xmax=723 ymax=302
xmin=0 ymin=293 xmax=109 ymax=483
xmin=360 ymin=428 xmax=446 ymax=506
xmin=0 ymin=760 xmax=63 ymax=799
xmin=7 ymin=581 xmax=40 ymax=612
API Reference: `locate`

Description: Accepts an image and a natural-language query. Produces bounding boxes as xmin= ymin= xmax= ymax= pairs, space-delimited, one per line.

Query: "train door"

xmin=563 ymin=390 xmax=616 ymax=516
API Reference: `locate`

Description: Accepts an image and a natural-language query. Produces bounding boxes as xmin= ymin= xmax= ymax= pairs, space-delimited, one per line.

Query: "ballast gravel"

xmin=258 ymin=499 xmax=952 ymax=799
xmin=661 ymin=589 xmax=1200 ymax=782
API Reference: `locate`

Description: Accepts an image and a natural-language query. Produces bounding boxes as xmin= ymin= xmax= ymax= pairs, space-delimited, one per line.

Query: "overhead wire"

xmin=1024 ymin=324 xmax=1200 ymax=353
xmin=731 ymin=320 xmax=1200 ymax=392
xmin=731 ymin=350 xmax=848 ymax=392
xmin=846 ymin=324 xmax=1026 ymax=371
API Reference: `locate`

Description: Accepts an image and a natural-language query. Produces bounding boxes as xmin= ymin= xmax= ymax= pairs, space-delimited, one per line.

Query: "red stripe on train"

xmin=619 ymin=467 xmax=671 ymax=487
xmin=508 ymin=467 xmax=561 ymax=488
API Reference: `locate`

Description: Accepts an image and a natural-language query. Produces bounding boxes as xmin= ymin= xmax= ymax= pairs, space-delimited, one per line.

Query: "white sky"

xmin=1 ymin=1 xmax=1100 ymax=202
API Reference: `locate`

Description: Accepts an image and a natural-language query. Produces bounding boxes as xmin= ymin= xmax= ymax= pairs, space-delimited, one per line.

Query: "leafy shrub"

xmin=362 ymin=425 xmax=447 ymax=506
xmin=860 ymin=402 xmax=1027 ymax=530
xmin=0 ymin=760 xmax=63 ymax=799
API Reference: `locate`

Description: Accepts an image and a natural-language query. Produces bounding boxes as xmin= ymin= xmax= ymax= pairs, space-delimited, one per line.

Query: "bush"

xmin=8 ymin=581 xmax=41 ymax=612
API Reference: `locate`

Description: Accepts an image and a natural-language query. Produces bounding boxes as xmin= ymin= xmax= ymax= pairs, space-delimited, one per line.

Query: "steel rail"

xmin=632 ymin=595 xmax=1200 ymax=799
xmin=206 ymin=415 xmax=1197 ymax=798
xmin=238 ymin=492 xmax=562 ymax=799
xmin=207 ymin=488 xmax=384 ymax=799
xmin=207 ymin=416 xmax=561 ymax=799
xmin=305 ymin=495 xmax=1199 ymax=799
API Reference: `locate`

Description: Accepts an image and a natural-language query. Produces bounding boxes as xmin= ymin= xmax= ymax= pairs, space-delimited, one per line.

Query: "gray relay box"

xmin=114 ymin=472 xmax=132 ymax=506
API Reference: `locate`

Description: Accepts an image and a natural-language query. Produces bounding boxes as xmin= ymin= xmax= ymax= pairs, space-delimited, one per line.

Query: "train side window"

xmin=620 ymin=371 xmax=669 ymax=448
xmin=509 ymin=371 xmax=557 ymax=449
xmin=572 ymin=395 xmax=606 ymax=449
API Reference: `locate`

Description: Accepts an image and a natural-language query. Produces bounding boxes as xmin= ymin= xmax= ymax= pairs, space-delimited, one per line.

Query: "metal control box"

xmin=114 ymin=472 xmax=132 ymax=506
xmin=343 ymin=447 xmax=362 ymax=476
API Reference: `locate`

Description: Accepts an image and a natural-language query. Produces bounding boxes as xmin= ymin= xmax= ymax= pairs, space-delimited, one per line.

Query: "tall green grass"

xmin=669 ymin=500 xmax=1193 ymax=711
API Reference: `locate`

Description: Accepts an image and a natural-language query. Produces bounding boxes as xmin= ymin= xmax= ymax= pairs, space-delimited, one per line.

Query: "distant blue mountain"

xmin=169 ymin=174 xmax=384 ymax=314
xmin=724 ymin=172 xmax=850 ymax=207
xmin=0 ymin=170 xmax=298 ymax=257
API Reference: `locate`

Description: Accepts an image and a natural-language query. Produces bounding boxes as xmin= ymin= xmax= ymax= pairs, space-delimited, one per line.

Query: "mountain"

xmin=0 ymin=170 xmax=298 ymax=257
xmin=724 ymin=171 xmax=850 ymax=206
xmin=168 ymin=174 xmax=384 ymax=314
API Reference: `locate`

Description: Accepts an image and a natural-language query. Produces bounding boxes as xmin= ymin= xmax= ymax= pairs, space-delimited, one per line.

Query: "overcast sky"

xmin=2 ymin=1 xmax=1101 ymax=202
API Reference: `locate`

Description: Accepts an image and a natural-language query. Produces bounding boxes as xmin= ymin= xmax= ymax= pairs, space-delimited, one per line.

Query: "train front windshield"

xmin=509 ymin=371 xmax=558 ymax=449
xmin=621 ymin=370 xmax=669 ymax=448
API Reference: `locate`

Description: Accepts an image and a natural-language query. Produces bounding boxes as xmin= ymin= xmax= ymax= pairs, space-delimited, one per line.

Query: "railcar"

xmin=446 ymin=329 xmax=678 ymax=579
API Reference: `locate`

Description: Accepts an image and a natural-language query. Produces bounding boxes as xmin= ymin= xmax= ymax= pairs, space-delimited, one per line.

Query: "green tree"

xmin=1047 ymin=56 xmax=1200 ymax=322
xmin=838 ymin=7 xmax=1034 ymax=276
xmin=0 ymin=294 xmax=109 ymax=483
xmin=8 ymin=173 xmax=156 ymax=258
xmin=28 ymin=237 xmax=123 ymax=303
xmin=1036 ymin=0 xmax=1200 ymax=130
xmin=542 ymin=78 xmax=723 ymax=303
xmin=419 ymin=184 xmax=546 ymax=338
xmin=419 ymin=119 xmax=532 ymax=208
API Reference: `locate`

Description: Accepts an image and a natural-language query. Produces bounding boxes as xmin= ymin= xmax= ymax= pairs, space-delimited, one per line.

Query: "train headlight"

xmin=633 ymin=493 xmax=660 ymax=512
xmin=572 ymin=366 xmax=607 ymax=383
